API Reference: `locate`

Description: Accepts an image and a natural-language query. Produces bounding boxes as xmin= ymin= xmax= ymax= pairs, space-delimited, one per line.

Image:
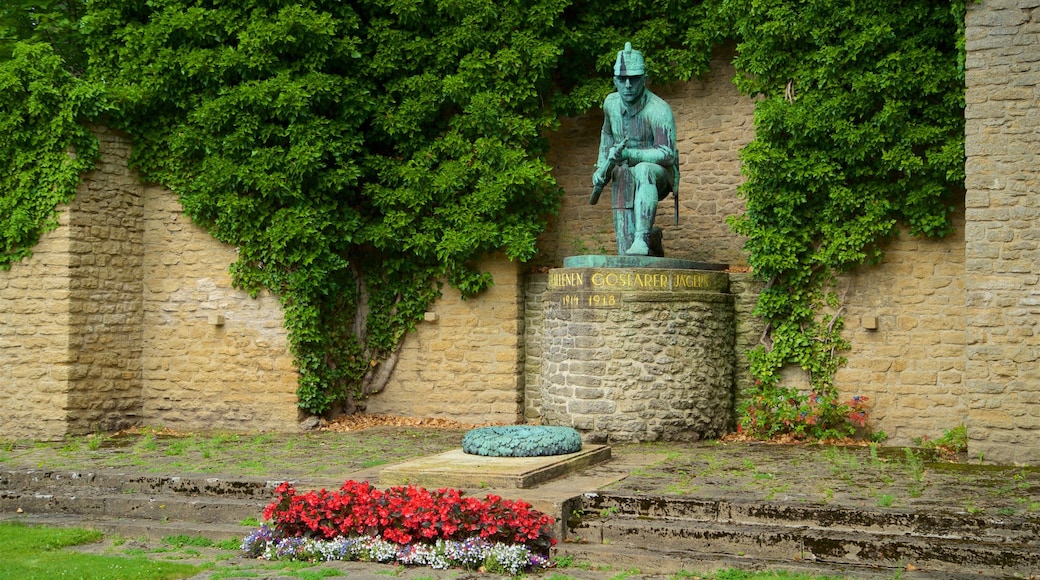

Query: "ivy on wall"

xmin=0 ymin=0 xmax=966 ymax=432
xmin=80 ymin=0 xmax=577 ymax=414
xmin=0 ymin=41 xmax=104 ymax=269
xmin=0 ymin=0 xmax=86 ymax=72
xmin=725 ymin=0 xmax=967 ymax=438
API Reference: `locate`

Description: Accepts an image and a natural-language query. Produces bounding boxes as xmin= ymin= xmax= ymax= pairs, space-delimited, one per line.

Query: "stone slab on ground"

xmin=377 ymin=445 xmax=611 ymax=489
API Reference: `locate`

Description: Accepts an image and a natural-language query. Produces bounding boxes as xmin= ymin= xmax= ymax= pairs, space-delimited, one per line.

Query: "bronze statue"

xmin=591 ymin=42 xmax=678 ymax=257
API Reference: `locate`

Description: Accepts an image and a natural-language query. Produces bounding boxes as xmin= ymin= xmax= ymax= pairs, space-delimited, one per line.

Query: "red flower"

xmin=260 ymin=480 xmax=555 ymax=550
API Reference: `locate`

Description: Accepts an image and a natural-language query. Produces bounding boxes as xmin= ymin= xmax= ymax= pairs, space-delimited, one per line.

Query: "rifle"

xmin=674 ymin=185 xmax=679 ymax=225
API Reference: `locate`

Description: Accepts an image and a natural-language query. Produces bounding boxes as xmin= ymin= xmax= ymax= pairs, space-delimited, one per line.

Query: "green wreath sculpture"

xmin=462 ymin=426 xmax=583 ymax=457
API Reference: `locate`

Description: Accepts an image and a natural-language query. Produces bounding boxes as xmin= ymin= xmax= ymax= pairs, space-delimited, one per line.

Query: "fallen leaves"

xmin=320 ymin=414 xmax=498 ymax=432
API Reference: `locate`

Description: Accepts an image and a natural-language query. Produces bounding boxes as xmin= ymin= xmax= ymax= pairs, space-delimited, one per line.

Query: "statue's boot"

xmin=649 ymin=227 xmax=664 ymax=257
xmin=625 ymin=182 xmax=658 ymax=255
xmin=625 ymin=231 xmax=651 ymax=255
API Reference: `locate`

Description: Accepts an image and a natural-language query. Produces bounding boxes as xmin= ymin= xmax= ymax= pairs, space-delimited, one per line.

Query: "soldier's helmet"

xmin=614 ymin=42 xmax=646 ymax=76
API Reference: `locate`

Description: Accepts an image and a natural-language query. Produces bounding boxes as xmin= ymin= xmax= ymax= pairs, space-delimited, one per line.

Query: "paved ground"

xmin=3 ymin=424 xmax=1040 ymax=579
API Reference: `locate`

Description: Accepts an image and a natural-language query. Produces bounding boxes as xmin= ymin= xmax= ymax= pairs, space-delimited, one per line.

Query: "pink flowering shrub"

xmin=262 ymin=480 xmax=555 ymax=553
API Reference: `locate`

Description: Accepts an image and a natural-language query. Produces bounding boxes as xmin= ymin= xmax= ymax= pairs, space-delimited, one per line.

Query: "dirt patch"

xmin=320 ymin=413 xmax=497 ymax=432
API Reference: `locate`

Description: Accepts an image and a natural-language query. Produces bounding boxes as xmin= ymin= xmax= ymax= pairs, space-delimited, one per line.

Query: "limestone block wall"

xmin=834 ymin=210 xmax=968 ymax=445
xmin=364 ymin=256 xmax=525 ymax=425
xmin=963 ymin=0 xmax=1040 ymax=463
xmin=523 ymin=273 xmax=549 ymax=421
xmin=0 ymin=184 xmax=75 ymax=440
xmin=0 ymin=128 xmax=145 ymax=440
xmin=139 ymin=186 xmax=298 ymax=432
xmin=0 ymin=128 xmax=300 ymax=438
xmin=539 ymin=45 xmax=755 ymax=268
xmin=728 ymin=273 xmax=767 ymax=404
xmin=65 ymin=129 xmax=146 ymax=434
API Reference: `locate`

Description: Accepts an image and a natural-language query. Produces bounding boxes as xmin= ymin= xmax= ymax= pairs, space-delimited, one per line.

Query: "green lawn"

xmin=0 ymin=522 xmax=201 ymax=580
xmin=0 ymin=522 xmax=863 ymax=580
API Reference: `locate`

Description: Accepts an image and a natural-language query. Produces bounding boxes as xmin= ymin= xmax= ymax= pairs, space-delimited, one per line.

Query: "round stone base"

xmin=541 ymin=266 xmax=735 ymax=442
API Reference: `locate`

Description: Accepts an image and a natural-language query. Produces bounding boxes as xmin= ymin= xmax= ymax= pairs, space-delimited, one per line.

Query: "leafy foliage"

xmin=548 ymin=0 xmax=725 ymax=115
xmin=74 ymin=0 xmax=727 ymax=415
xmin=726 ymin=0 xmax=966 ymax=438
xmin=80 ymin=0 xmax=579 ymax=413
xmin=0 ymin=41 xmax=103 ymax=269
xmin=0 ymin=0 xmax=87 ymax=72
xmin=1 ymin=0 xmax=966 ymax=429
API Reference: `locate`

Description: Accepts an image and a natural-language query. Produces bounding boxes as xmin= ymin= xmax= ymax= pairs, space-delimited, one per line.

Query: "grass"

xmin=0 ymin=519 xmax=871 ymax=580
xmin=548 ymin=562 xmax=858 ymax=580
xmin=0 ymin=426 xmax=467 ymax=480
xmin=0 ymin=522 xmax=201 ymax=580
xmin=606 ymin=439 xmax=1040 ymax=517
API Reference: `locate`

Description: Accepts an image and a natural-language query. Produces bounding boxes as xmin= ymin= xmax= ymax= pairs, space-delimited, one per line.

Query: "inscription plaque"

xmin=557 ymin=291 xmax=620 ymax=308
xmin=548 ymin=268 xmax=725 ymax=293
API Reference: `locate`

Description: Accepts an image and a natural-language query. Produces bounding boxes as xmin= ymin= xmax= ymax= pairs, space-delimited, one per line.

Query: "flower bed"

xmin=242 ymin=480 xmax=556 ymax=573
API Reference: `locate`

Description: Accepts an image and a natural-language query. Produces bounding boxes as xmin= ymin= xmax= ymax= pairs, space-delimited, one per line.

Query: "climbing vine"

xmin=725 ymin=0 xmax=966 ymax=438
xmin=79 ymin=0 xmax=576 ymax=414
xmin=0 ymin=41 xmax=104 ymax=269
xmin=1 ymin=0 xmax=966 ymax=428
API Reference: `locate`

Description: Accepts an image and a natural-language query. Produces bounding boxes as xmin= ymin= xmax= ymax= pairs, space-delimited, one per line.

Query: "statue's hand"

xmin=608 ymin=140 xmax=627 ymax=164
xmin=590 ymin=169 xmax=607 ymax=205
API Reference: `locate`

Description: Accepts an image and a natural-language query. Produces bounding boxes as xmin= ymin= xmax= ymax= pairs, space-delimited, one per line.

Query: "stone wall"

xmin=963 ymin=0 xmax=1040 ymax=463
xmin=138 ymin=185 xmax=298 ymax=432
xmin=65 ymin=128 xmax=146 ymax=434
xmin=0 ymin=128 xmax=145 ymax=440
xmin=540 ymin=268 xmax=735 ymax=442
xmin=523 ymin=273 xmax=550 ymax=421
xmin=4 ymin=5 xmax=1040 ymax=462
xmin=0 ymin=129 xmax=300 ymax=439
xmin=833 ymin=209 xmax=968 ymax=445
xmin=728 ymin=273 xmax=767 ymax=403
xmin=0 ymin=222 xmax=73 ymax=439
xmin=0 ymin=164 xmax=76 ymax=441
xmin=364 ymin=256 xmax=525 ymax=425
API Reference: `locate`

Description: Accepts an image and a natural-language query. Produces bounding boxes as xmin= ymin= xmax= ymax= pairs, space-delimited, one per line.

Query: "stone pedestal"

xmin=541 ymin=265 xmax=735 ymax=442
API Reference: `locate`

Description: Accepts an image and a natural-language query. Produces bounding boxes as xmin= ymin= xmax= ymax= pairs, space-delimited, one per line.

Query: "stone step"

xmin=581 ymin=492 xmax=1040 ymax=545
xmin=553 ymin=541 xmax=1001 ymax=580
xmin=0 ymin=469 xmax=312 ymax=499
xmin=0 ymin=489 xmax=265 ymax=525
xmin=0 ymin=512 xmax=251 ymax=542
xmin=571 ymin=513 xmax=1040 ymax=578
xmin=6 ymin=467 xmax=1040 ymax=578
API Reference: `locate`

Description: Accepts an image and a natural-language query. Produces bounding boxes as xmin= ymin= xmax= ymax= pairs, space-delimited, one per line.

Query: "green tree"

xmin=0 ymin=0 xmax=87 ymax=72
